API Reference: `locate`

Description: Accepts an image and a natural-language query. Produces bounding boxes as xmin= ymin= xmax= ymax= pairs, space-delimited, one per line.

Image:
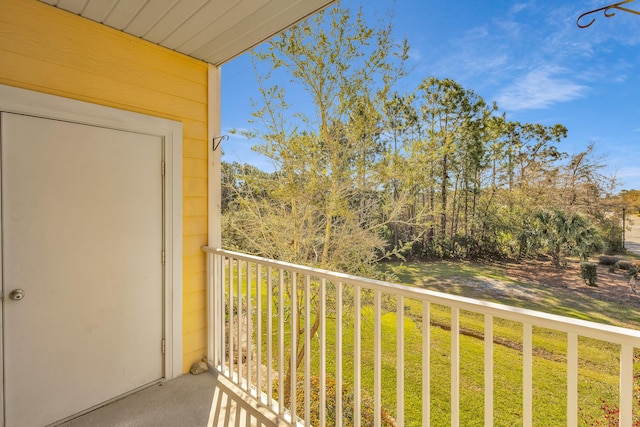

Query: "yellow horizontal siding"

xmin=0 ymin=0 xmax=210 ymax=373
xmin=183 ymin=271 xmax=207 ymax=293
xmin=184 ymin=255 xmax=207 ymax=275
xmin=184 ymin=158 xmax=208 ymax=179
xmin=184 ymin=216 xmax=208 ymax=236
xmin=184 ymin=138 xmax=209 ymax=160
xmin=184 ymin=177 xmax=208 ymax=198
xmin=184 ymin=198 xmax=208 ymax=217
xmin=184 ymin=310 xmax=207 ymax=334
xmin=184 ymin=235 xmax=208 ymax=257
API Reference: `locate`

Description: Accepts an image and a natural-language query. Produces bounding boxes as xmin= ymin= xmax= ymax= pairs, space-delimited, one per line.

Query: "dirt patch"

xmin=504 ymin=259 xmax=640 ymax=309
xmin=419 ymin=258 xmax=640 ymax=311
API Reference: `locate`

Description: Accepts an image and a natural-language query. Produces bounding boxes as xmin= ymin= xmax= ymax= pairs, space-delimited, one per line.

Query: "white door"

xmin=1 ymin=113 xmax=164 ymax=427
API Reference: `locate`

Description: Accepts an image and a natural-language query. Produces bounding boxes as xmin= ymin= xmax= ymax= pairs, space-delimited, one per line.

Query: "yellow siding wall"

xmin=0 ymin=0 xmax=209 ymax=373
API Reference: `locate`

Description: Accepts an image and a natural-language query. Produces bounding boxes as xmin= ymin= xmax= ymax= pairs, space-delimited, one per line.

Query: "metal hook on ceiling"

xmin=577 ymin=0 xmax=640 ymax=28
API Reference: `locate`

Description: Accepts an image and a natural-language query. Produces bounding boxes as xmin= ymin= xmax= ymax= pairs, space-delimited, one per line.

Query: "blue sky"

xmin=221 ymin=0 xmax=640 ymax=191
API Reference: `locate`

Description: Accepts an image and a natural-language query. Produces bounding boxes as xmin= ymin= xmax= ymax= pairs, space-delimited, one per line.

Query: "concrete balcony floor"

xmin=58 ymin=370 xmax=282 ymax=427
xmin=59 ymin=372 xmax=218 ymax=427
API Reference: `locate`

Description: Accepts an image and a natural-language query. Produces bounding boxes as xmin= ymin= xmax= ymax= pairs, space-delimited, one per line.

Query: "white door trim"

xmin=0 ymin=86 xmax=183 ymax=390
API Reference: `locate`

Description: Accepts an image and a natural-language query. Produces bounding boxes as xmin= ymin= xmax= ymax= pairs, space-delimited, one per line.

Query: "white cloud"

xmin=495 ymin=65 xmax=587 ymax=111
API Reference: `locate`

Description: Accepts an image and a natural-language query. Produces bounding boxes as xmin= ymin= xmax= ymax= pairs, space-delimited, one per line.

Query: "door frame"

xmin=0 ymin=84 xmax=183 ymax=417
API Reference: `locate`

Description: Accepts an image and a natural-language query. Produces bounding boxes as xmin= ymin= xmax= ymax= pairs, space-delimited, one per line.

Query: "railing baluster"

xmin=320 ymin=278 xmax=327 ymax=427
xmin=304 ymin=275 xmax=311 ymax=427
xmin=278 ymin=269 xmax=285 ymax=415
xmin=567 ymin=332 xmax=578 ymax=427
xmin=217 ymin=254 xmax=224 ymax=367
xmin=336 ymin=282 xmax=343 ymax=427
xmin=484 ymin=315 xmax=494 ymax=427
xmin=267 ymin=266 xmax=273 ymax=408
xmin=227 ymin=257 xmax=233 ymax=377
xmin=451 ymin=307 xmax=459 ymax=427
xmin=221 ymin=257 xmax=227 ymax=373
xmin=422 ymin=301 xmax=430 ymax=427
xmin=246 ymin=261 xmax=252 ymax=391
xmin=397 ymin=295 xmax=404 ymax=427
xmin=207 ymin=253 xmax=215 ymax=366
xmin=256 ymin=264 xmax=262 ymax=400
xmin=374 ymin=290 xmax=382 ymax=427
xmin=354 ymin=285 xmax=362 ymax=427
xmin=620 ymin=343 xmax=634 ymax=427
xmin=291 ymin=271 xmax=297 ymax=425
xmin=523 ymin=323 xmax=533 ymax=427
xmin=238 ymin=259 xmax=243 ymax=383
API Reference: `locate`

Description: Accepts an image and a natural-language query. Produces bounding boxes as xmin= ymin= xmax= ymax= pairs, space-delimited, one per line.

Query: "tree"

xmin=621 ymin=189 xmax=640 ymax=214
xmin=534 ymin=210 xmax=603 ymax=268
xmin=228 ymin=4 xmax=409 ymax=405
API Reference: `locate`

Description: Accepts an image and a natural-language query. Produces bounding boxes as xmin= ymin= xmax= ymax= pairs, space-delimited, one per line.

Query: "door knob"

xmin=8 ymin=289 xmax=25 ymax=301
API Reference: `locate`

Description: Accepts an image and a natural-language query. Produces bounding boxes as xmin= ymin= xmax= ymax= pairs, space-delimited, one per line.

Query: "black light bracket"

xmin=212 ymin=135 xmax=229 ymax=151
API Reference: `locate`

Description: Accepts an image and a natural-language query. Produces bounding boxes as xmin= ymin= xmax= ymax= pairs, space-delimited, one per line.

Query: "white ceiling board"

xmin=37 ymin=0 xmax=336 ymax=66
xmin=56 ymin=0 xmax=87 ymax=11
xmin=159 ymin=0 xmax=243 ymax=51
xmin=123 ymin=0 xmax=178 ymax=38
xmin=197 ymin=0 xmax=327 ymax=64
xmin=102 ymin=0 xmax=147 ymax=30
xmin=178 ymin=1 xmax=265 ymax=55
xmin=82 ymin=0 xmax=118 ymax=23
xmin=141 ymin=0 xmax=211 ymax=43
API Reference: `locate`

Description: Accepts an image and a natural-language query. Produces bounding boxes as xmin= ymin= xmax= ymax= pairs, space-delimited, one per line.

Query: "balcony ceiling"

xmin=39 ymin=0 xmax=336 ymax=66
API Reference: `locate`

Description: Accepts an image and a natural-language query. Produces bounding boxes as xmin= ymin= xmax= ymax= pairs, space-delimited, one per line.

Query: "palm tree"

xmin=535 ymin=209 xmax=603 ymax=267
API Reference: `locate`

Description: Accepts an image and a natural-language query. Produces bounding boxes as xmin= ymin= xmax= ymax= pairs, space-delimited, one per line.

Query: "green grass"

xmin=225 ymin=260 xmax=639 ymax=426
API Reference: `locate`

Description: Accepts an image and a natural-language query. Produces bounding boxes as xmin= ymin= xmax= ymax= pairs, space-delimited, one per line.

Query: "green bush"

xmin=580 ymin=262 xmax=598 ymax=287
xmin=616 ymin=259 xmax=635 ymax=271
xmin=598 ymin=256 xmax=621 ymax=266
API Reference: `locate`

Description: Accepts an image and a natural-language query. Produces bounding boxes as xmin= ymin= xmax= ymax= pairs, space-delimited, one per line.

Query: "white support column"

xmin=207 ymin=65 xmax=222 ymax=374
xmin=208 ymin=64 xmax=222 ymax=248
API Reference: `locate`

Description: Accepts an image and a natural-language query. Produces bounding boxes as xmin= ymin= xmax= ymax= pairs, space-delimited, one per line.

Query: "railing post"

xmin=374 ymin=290 xmax=382 ymax=427
xmin=451 ymin=307 xmax=459 ymax=427
xmin=335 ymin=282 xmax=343 ymax=427
xmin=207 ymin=252 xmax=215 ymax=366
xmin=567 ymin=333 xmax=578 ymax=427
xmin=354 ymin=285 xmax=362 ymax=427
xmin=620 ymin=343 xmax=634 ymax=427
xmin=207 ymin=251 xmax=223 ymax=368
xmin=523 ymin=323 xmax=533 ymax=427
xmin=397 ymin=296 xmax=404 ymax=427
xmin=423 ymin=302 xmax=431 ymax=427
xmin=484 ymin=315 xmax=493 ymax=427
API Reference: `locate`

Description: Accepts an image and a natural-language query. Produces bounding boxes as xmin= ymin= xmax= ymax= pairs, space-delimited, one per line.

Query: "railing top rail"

xmin=203 ymin=246 xmax=640 ymax=345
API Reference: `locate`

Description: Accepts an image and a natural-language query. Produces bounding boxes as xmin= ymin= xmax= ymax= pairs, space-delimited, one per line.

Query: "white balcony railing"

xmin=203 ymin=247 xmax=640 ymax=426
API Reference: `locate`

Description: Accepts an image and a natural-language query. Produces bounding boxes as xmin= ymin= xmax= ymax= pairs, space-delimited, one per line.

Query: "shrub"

xmin=598 ymin=256 xmax=621 ymax=266
xmin=616 ymin=260 xmax=634 ymax=271
xmin=580 ymin=262 xmax=598 ymax=287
